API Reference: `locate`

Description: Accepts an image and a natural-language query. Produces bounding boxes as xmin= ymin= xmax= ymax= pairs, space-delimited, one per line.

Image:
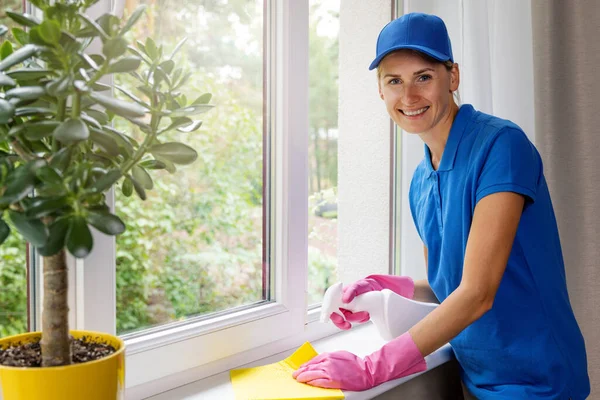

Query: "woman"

xmin=293 ymin=12 xmax=590 ymax=399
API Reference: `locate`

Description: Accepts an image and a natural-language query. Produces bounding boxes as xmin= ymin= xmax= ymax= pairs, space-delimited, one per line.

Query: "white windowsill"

xmin=143 ymin=323 xmax=454 ymax=400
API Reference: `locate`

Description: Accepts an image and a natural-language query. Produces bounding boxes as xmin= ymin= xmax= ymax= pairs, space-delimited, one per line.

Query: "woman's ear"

xmin=378 ymin=82 xmax=384 ymax=100
xmin=450 ymin=63 xmax=460 ymax=92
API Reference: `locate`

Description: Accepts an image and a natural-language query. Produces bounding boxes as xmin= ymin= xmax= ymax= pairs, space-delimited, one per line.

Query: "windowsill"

xmin=143 ymin=323 xmax=454 ymax=400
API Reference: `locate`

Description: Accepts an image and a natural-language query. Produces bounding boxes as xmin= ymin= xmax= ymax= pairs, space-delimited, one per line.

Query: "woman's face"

xmin=378 ymin=51 xmax=459 ymax=135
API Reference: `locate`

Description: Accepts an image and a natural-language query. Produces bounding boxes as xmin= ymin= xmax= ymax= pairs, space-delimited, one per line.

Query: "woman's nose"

xmin=402 ymin=84 xmax=420 ymax=105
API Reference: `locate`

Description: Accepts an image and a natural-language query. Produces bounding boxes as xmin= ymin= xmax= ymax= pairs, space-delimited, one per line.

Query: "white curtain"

xmin=400 ymin=0 xmax=536 ymax=280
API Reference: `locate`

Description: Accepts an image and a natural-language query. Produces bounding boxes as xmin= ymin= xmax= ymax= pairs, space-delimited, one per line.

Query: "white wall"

xmin=337 ymin=0 xmax=393 ymax=283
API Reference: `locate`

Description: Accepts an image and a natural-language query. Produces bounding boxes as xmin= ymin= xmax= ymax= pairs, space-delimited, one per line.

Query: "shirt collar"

xmin=424 ymin=104 xmax=474 ymax=173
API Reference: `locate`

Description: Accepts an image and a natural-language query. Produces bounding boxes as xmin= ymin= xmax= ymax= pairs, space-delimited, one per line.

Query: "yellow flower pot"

xmin=0 ymin=330 xmax=125 ymax=400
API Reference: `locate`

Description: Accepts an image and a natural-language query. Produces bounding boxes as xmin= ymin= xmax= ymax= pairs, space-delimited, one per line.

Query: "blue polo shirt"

xmin=409 ymin=105 xmax=590 ymax=399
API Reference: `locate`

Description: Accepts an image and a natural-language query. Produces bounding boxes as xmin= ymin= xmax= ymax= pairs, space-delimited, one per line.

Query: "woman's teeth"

xmin=402 ymin=106 xmax=429 ymax=116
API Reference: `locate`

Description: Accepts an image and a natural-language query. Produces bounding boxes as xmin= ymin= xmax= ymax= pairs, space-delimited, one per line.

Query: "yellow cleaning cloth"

xmin=230 ymin=342 xmax=345 ymax=400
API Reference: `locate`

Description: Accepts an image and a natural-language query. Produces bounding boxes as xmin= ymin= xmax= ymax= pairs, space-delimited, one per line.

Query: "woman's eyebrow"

xmin=382 ymin=68 xmax=436 ymax=79
xmin=413 ymin=68 xmax=435 ymax=75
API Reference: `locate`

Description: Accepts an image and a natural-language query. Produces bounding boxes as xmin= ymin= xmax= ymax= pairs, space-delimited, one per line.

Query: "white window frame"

xmin=61 ymin=0 xmax=315 ymax=390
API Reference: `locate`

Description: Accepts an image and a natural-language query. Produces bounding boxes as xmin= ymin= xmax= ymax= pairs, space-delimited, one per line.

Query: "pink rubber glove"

xmin=293 ymin=332 xmax=426 ymax=391
xmin=330 ymin=275 xmax=415 ymax=330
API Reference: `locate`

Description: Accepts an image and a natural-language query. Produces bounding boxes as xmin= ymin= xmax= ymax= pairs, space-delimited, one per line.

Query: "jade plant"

xmin=0 ymin=0 xmax=212 ymax=367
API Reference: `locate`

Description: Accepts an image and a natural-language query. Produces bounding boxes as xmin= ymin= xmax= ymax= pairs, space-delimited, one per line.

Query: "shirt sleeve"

xmin=476 ymin=128 xmax=541 ymax=205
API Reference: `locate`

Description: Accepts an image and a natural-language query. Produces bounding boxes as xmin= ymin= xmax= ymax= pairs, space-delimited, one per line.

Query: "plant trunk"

xmin=41 ymin=249 xmax=71 ymax=367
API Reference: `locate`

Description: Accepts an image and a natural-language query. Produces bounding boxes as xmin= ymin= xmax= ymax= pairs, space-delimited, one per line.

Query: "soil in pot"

xmin=0 ymin=336 xmax=116 ymax=367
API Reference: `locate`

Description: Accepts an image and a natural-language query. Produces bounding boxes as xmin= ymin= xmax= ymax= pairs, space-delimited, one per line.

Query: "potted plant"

xmin=0 ymin=0 xmax=211 ymax=398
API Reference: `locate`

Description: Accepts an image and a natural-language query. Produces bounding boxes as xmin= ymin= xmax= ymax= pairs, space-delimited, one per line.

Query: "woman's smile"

xmin=400 ymin=106 xmax=430 ymax=118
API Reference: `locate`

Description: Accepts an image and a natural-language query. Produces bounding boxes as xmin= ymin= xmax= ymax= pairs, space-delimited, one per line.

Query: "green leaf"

xmin=177 ymin=120 xmax=203 ymax=133
xmin=45 ymin=74 xmax=72 ymax=97
xmin=37 ymin=217 xmax=68 ymax=256
xmin=6 ymin=86 xmax=46 ymax=101
xmin=103 ymin=37 xmax=128 ymax=59
xmin=0 ymin=44 xmax=42 ymax=72
xmin=139 ymin=159 xmax=166 ymax=170
xmin=121 ymin=176 xmax=133 ymax=197
xmin=132 ymin=165 xmax=153 ymax=190
xmin=7 ymin=68 xmax=52 ymax=80
xmin=46 ymin=151 xmax=69 ymax=178
xmin=130 ymin=175 xmax=146 ymax=200
xmin=91 ymin=82 xmax=111 ymax=92
xmin=0 ymin=41 xmax=13 ymax=60
xmin=11 ymin=28 xmax=29 ymax=45
xmin=159 ymin=59 xmax=175 ymax=74
xmin=66 ymin=216 xmax=93 ymax=258
xmin=0 ymin=99 xmax=15 ymax=123
xmin=120 ymin=5 xmax=147 ymax=35
xmin=39 ymin=20 xmax=61 ymax=45
xmin=149 ymin=142 xmax=198 ymax=165
xmin=23 ymin=120 xmax=61 ymax=141
xmin=168 ymin=37 xmax=187 ymax=59
xmin=8 ymin=210 xmax=48 ymax=247
xmin=144 ymin=37 xmax=158 ymax=60
xmin=114 ymin=85 xmax=150 ymax=108
xmin=59 ymin=31 xmax=79 ymax=53
xmin=36 ymin=166 xmax=62 ymax=186
xmin=89 ymin=91 xmax=147 ymax=118
xmin=28 ymin=27 xmax=47 ymax=46
xmin=96 ymin=13 xmax=120 ymax=37
xmin=89 ymin=127 xmax=120 ymax=156
xmin=91 ymin=169 xmax=122 ymax=192
xmin=107 ymin=56 xmax=141 ymax=74
xmin=76 ymin=12 xmax=109 ymax=40
xmin=15 ymin=107 xmax=54 ymax=117
xmin=87 ymin=210 xmax=125 ymax=235
xmin=84 ymin=109 xmax=109 ymax=125
xmin=0 ymin=219 xmax=9 ymax=245
xmin=79 ymin=52 xmax=100 ymax=71
xmin=5 ymin=12 xmax=41 ymax=28
xmin=25 ymin=196 xmax=68 ymax=219
xmin=0 ymin=165 xmax=34 ymax=205
xmin=160 ymin=117 xmax=192 ymax=134
xmin=53 ymin=118 xmax=90 ymax=143
xmin=126 ymin=46 xmax=150 ymax=65
xmin=80 ymin=113 xmax=102 ymax=129
xmin=154 ymin=156 xmax=176 ymax=173
xmin=0 ymin=25 xmax=8 ymax=37
xmin=170 ymin=104 xmax=214 ymax=117
xmin=97 ymin=126 xmax=134 ymax=156
xmin=192 ymin=93 xmax=212 ymax=105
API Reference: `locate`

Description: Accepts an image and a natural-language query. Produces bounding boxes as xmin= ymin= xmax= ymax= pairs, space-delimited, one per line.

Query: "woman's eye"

xmin=417 ymin=74 xmax=432 ymax=82
xmin=389 ymin=78 xmax=401 ymax=85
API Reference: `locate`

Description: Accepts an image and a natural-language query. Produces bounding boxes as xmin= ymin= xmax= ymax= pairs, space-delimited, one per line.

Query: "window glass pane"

xmin=115 ymin=0 xmax=265 ymax=335
xmin=0 ymin=0 xmax=28 ymax=339
xmin=308 ymin=0 xmax=340 ymax=306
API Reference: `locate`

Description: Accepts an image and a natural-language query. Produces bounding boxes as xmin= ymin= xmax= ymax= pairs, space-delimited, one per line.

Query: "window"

xmin=78 ymin=0 xmax=310 ymax=390
xmin=113 ymin=0 xmax=267 ymax=336
xmin=51 ymin=0 xmax=397 ymax=394
xmin=307 ymin=0 xmax=340 ymax=306
xmin=0 ymin=0 xmax=30 ymax=339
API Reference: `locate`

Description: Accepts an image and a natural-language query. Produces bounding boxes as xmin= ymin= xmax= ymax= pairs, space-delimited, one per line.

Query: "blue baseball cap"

xmin=369 ymin=13 xmax=454 ymax=70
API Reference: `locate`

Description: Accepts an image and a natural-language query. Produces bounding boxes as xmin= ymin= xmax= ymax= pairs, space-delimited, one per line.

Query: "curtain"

xmin=531 ymin=0 xmax=600 ymax=395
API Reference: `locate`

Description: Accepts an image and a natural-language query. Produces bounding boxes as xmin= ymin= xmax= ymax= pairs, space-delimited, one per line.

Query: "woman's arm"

xmin=408 ymin=191 xmax=525 ymax=356
xmin=413 ymin=246 xmax=440 ymax=303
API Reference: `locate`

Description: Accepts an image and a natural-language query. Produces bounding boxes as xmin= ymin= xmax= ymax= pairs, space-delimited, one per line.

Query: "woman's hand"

xmin=331 ymin=275 xmax=415 ymax=330
xmin=293 ymin=332 xmax=427 ymax=391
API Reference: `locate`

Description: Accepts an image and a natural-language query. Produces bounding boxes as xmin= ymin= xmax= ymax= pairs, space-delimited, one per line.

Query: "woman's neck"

xmin=418 ymin=102 xmax=459 ymax=170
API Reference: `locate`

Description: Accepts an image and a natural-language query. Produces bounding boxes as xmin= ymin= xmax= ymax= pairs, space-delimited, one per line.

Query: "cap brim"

xmin=368 ymin=44 xmax=451 ymax=70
